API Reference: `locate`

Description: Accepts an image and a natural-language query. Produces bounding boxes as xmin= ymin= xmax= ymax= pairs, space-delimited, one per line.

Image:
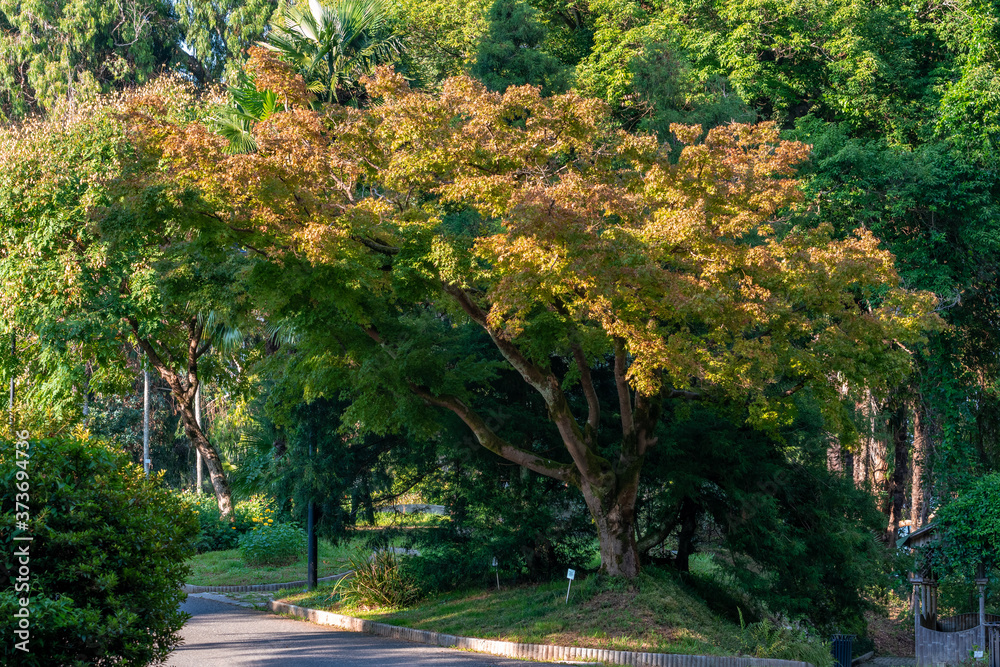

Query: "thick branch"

xmin=633 ymin=388 xmax=662 ymax=457
xmin=442 ymin=283 xmax=597 ymax=473
xmin=666 ymin=389 xmax=702 ymax=400
xmin=614 ymin=338 xmax=634 ymax=438
xmin=637 ymin=511 xmax=681 ymax=554
xmin=443 ymin=284 xmax=554 ymax=400
xmin=572 ymin=343 xmax=600 ymax=436
xmin=781 ymin=381 xmax=806 ymax=397
xmin=410 ymin=384 xmax=578 ymax=485
xmin=352 ymin=235 xmax=400 ymax=256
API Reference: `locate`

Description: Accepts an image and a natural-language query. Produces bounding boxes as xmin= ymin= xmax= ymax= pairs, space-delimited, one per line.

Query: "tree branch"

xmin=637 ymin=511 xmax=681 ymax=554
xmin=352 ymin=235 xmax=400 ymax=256
xmin=614 ymin=338 xmax=634 ymax=438
xmin=409 ymin=384 xmax=578 ymax=485
xmin=781 ymin=380 xmax=806 ymax=397
xmin=572 ymin=343 xmax=600 ymax=436
xmin=442 ymin=283 xmax=599 ymax=474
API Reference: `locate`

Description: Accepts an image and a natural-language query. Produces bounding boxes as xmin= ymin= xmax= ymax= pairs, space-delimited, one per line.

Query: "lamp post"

xmin=8 ymin=332 xmax=15 ymax=429
xmin=142 ymin=366 xmax=150 ymax=476
xmin=307 ymin=415 xmax=318 ymax=591
xmin=195 ymin=385 xmax=203 ymax=493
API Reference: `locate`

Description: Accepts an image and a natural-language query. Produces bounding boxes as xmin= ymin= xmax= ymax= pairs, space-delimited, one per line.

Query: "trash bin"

xmin=830 ymin=634 xmax=855 ymax=667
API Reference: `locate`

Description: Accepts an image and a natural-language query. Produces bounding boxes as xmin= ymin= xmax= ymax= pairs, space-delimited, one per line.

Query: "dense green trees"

xmin=0 ymin=82 xmax=255 ymax=515
xmin=0 ymin=435 xmax=198 ymax=665
xmin=0 ymin=0 xmax=998 ymax=638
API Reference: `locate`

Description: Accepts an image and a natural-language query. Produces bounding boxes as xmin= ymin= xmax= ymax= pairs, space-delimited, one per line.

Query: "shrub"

xmin=334 ymin=549 xmax=421 ymax=609
xmin=0 ymin=434 xmax=199 ymax=666
xmin=738 ymin=611 xmax=835 ymax=667
xmin=238 ymin=521 xmax=305 ymax=566
xmin=181 ymin=491 xmax=279 ymax=553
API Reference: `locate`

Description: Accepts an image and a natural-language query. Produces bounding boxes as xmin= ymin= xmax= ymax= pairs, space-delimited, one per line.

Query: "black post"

xmin=307 ymin=501 xmax=318 ymax=590
xmin=307 ymin=412 xmax=318 ymax=590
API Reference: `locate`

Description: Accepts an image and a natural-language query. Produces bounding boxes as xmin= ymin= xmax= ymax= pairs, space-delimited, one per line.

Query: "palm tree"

xmin=263 ymin=0 xmax=402 ymax=105
xmin=208 ymin=78 xmax=282 ymax=154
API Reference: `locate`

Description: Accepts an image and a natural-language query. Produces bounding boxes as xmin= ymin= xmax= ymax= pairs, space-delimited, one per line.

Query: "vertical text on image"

xmin=12 ymin=429 xmax=31 ymax=653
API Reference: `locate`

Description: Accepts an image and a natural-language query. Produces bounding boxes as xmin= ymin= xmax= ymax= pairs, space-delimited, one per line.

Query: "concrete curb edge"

xmin=183 ymin=571 xmax=350 ymax=594
xmin=268 ymin=600 xmax=815 ymax=667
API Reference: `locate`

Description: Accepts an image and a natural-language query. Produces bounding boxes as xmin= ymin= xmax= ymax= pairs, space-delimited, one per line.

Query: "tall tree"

xmin=0 ymin=0 xmax=178 ymax=118
xmin=471 ymin=0 xmax=569 ymax=94
xmin=161 ymin=66 xmax=940 ymax=576
xmin=0 ymin=79 xmax=251 ymax=516
xmin=263 ymin=0 xmax=402 ymax=105
xmin=172 ymin=0 xmax=279 ymax=84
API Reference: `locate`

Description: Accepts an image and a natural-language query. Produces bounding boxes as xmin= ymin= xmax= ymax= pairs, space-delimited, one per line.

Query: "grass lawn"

xmin=186 ymin=538 xmax=359 ymax=586
xmin=276 ymin=567 xmax=743 ymax=655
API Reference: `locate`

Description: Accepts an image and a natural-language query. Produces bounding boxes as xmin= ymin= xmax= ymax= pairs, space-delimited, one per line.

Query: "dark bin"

xmin=831 ymin=634 xmax=855 ymax=667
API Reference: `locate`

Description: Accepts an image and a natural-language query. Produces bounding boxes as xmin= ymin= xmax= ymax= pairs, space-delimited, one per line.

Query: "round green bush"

xmin=238 ymin=522 xmax=305 ymax=566
xmin=0 ymin=434 xmax=199 ymax=666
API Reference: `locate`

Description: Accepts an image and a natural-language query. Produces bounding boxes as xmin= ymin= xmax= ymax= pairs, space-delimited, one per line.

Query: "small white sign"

xmin=492 ymin=557 xmax=498 ymax=568
xmin=974 ymin=651 xmax=984 ymax=659
xmin=567 ymin=569 xmax=576 ymax=580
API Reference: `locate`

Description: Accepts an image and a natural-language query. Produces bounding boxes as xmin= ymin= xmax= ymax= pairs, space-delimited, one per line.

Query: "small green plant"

xmin=738 ymin=610 xmax=835 ymax=667
xmin=238 ymin=521 xmax=305 ymax=566
xmin=333 ymin=549 xmax=421 ymax=609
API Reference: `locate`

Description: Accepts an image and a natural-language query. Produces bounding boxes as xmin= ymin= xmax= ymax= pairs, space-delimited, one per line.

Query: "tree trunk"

xmin=886 ymin=404 xmax=909 ymax=544
xmin=827 ymin=437 xmax=843 ymax=473
xmin=179 ymin=398 xmax=233 ymax=517
xmin=911 ymin=399 xmax=930 ymax=528
xmin=580 ymin=472 xmax=642 ymax=578
xmin=675 ymin=498 xmax=699 ymax=573
xmin=129 ymin=316 xmax=234 ymax=518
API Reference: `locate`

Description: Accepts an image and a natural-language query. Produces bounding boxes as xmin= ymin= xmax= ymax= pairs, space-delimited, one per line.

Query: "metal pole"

xmin=307 ymin=415 xmax=318 ymax=590
xmin=307 ymin=502 xmax=318 ymax=590
xmin=142 ymin=368 xmax=150 ymax=476
xmin=8 ymin=332 xmax=15 ymax=429
xmin=195 ymin=385 xmax=203 ymax=493
xmin=565 ymin=579 xmax=572 ymax=604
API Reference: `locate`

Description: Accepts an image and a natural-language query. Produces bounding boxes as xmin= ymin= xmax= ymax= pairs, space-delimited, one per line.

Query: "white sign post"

xmin=492 ymin=557 xmax=500 ymax=590
xmin=565 ymin=569 xmax=575 ymax=603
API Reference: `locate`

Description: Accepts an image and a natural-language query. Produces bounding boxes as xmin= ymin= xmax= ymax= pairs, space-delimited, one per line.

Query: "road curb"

xmin=183 ymin=571 xmax=350 ymax=594
xmin=268 ymin=600 xmax=815 ymax=667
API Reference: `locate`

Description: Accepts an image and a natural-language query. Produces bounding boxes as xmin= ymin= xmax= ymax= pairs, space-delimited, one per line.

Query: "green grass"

xmin=185 ymin=538 xmax=359 ymax=586
xmin=277 ymin=567 xmax=743 ymax=655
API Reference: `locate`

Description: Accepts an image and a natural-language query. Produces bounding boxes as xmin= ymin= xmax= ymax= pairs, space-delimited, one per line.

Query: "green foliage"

xmin=933 ymin=473 xmax=1000 ymax=576
xmin=182 ymin=492 xmax=280 ymax=553
xmin=388 ymin=0 xmax=491 ymax=84
xmin=238 ymin=521 xmax=306 ymax=566
xmin=264 ymin=0 xmax=403 ymax=105
xmin=334 ymin=549 xmax=421 ymax=608
xmin=738 ymin=611 xmax=835 ymax=667
xmin=173 ymin=0 xmax=278 ymax=83
xmin=0 ymin=0 xmax=178 ymax=118
xmin=471 ymin=0 xmax=569 ymax=94
xmin=0 ymin=434 xmax=199 ymax=665
xmin=643 ymin=397 xmax=887 ymax=630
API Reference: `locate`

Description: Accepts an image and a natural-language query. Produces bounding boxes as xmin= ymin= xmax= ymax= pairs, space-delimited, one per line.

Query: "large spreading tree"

xmin=156 ymin=61 xmax=940 ymax=576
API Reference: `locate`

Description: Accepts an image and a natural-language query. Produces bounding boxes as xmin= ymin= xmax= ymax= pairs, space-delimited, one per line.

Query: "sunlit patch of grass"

xmin=277 ymin=567 xmax=743 ymax=655
xmin=186 ymin=537 xmax=361 ymax=586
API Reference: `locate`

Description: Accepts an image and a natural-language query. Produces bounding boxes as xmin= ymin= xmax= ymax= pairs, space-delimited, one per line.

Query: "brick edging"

xmin=183 ymin=571 xmax=350 ymax=594
xmin=268 ymin=600 xmax=815 ymax=667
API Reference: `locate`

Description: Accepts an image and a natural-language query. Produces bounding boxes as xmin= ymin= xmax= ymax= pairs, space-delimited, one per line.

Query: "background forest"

xmin=2 ymin=0 xmax=1000 ymax=660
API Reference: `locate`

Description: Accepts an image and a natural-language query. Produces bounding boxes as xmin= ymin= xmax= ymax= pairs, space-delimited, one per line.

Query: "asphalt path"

xmin=167 ymin=595 xmax=553 ymax=666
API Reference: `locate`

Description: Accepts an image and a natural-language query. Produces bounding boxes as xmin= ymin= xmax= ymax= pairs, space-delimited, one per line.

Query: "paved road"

xmin=167 ymin=595 xmax=553 ymax=666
